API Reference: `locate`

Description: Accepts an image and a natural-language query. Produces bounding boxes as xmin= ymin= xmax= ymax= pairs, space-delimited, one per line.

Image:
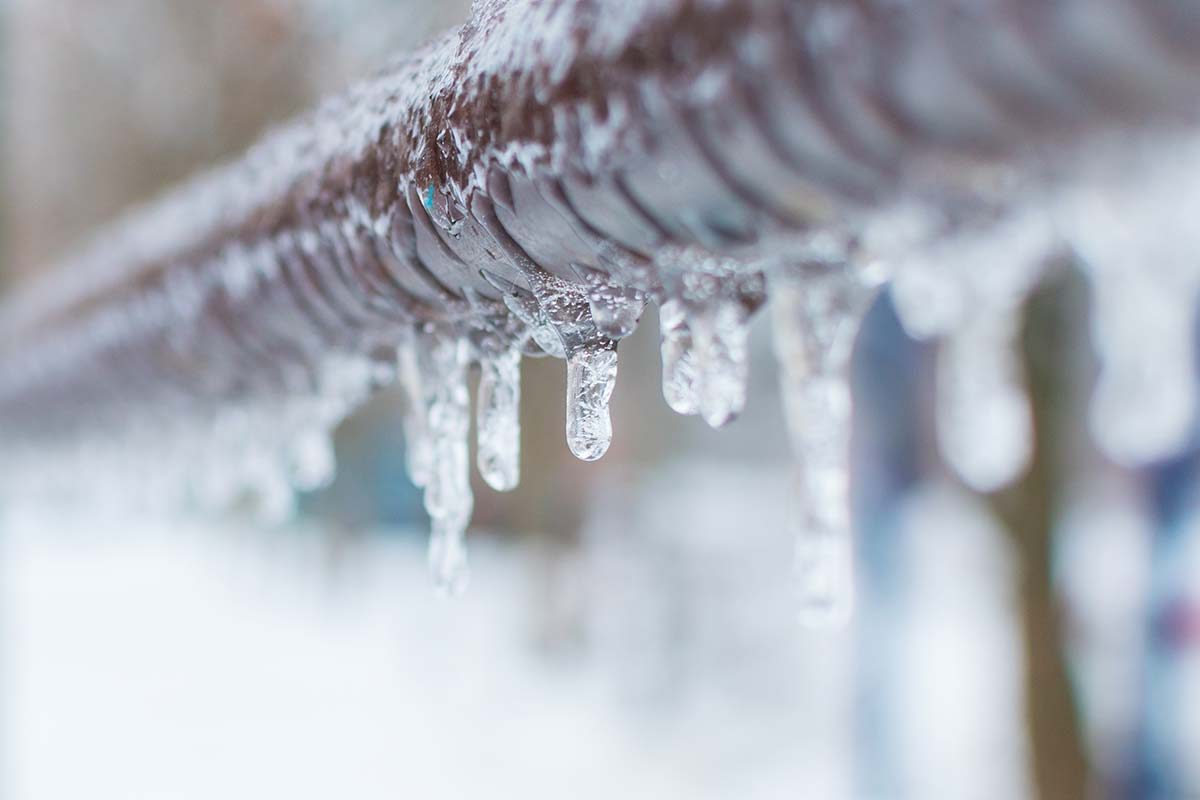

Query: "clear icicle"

xmin=655 ymin=260 xmax=763 ymax=429
xmin=692 ymin=298 xmax=752 ymax=429
xmin=888 ymin=211 xmax=1051 ymax=487
xmin=572 ymin=264 xmax=647 ymax=340
xmin=417 ymin=334 xmax=473 ymax=595
xmin=659 ymin=299 xmax=701 ymax=416
xmin=1053 ymin=136 xmax=1200 ymax=465
xmin=502 ymin=291 xmax=566 ymax=358
xmin=492 ymin=266 xmax=621 ymax=461
xmin=566 ymin=344 xmax=618 ymax=461
xmin=476 ymin=348 xmax=521 ymax=492
xmin=772 ymin=265 xmax=877 ymax=627
xmin=398 ymin=336 xmax=434 ymax=487
xmin=936 ymin=311 xmax=1033 ymax=492
xmin=428 ymin=515 xmax=470 ymax=595
xmin=658 ymin=296 xmax=751 ymax=427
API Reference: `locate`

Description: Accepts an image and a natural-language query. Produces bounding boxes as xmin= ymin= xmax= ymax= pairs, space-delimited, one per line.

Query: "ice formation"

xmin=413 ymin=332 xmax=473 ymax=595
xmin=475 ymin=348 xmax=521 ymax=492
xmin=654 ymin=259 xmax=765 ymax=430
xmin=1 ymin=0 xmax=1198 ymax=617
xmin=772 ymin=259 xmax=880 ymax=626
xmin=1054 ymin=137 xmax=1200 ymax=467
xmin=4 ymin=138 xmax=1197 ymax=611
xmin=889 ymin=209 xmax=1052 ymax=492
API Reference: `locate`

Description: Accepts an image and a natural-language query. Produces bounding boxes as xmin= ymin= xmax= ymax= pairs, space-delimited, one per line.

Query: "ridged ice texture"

xmin=771 ymin=263 xmax=878 ymax=627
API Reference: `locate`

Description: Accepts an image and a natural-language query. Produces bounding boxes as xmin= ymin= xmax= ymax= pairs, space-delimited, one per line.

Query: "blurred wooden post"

xmin=988 ymin=264 xmax=1092 ymax=799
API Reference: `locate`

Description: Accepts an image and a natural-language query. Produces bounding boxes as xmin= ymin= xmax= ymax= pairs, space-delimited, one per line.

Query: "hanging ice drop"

xmin=659 ymin=299 xmax=701 ymax=416
xmin=692 ymin=298 xmax=751 ymax=429
xmin=494 ymin=265 xmax=620 ymax=462
xmin=566 ymin=344 xmax=618 ymax=461
xmin=936 ymin=312 xmax=1032 ymax=492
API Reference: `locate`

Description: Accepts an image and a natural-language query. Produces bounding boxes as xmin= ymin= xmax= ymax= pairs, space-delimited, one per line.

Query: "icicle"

xmin=465 ymin=288 xmax=527 ymax=490
xmin=772 ymin=264 xmax=877 ymax=627
xmin=936 ymin=311 xmax=1032 ymax=492
xmin=1088 ymin=269 xmax=1196 ymax=465
xmin=287 ymin=426 xmax=337 ymax=491
xmin=655 ymin=268 xmax=762 ymax=428
xmin=416 ymin=333 xmax=473 ymax=595
xmin=659 ymin=299 xmax=701 ymax=415
xmin=476 ymin=348 xmax=521 ymax=491
xmin=691 ymin=297 xmax=752 ymax=429
xmin=566 ymin=343 xmax=618 ymax=461
xmin=1054 ymin=137 xmax=1200 ymax=466
xmin=889 ymin=211 xmax=1051 ymax=488
xmin=397 ymin=335 xmax=434 ymax=487
xmin=485 ymin=266 xmax=621 ymax=461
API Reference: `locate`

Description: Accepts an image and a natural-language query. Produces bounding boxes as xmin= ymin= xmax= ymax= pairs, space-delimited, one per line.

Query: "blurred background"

xmin=2 ymin=2 xmax=1199 ymax=798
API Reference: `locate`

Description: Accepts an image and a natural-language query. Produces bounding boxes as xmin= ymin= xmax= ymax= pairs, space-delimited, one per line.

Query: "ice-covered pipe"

xmin=1 ymin=0 xmax=1199 ymax=589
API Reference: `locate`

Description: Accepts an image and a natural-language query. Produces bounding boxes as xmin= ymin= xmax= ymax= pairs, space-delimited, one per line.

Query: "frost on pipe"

xmin=1 ymin=0 xmax=1199 ymax=611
